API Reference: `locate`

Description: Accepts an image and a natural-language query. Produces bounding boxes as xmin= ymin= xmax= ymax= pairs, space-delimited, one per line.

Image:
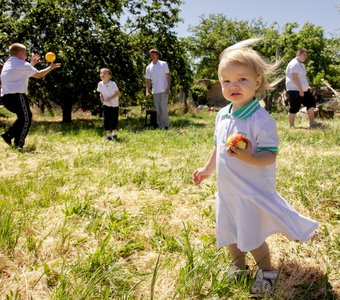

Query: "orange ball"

xmin=45 ymin=52 xmax=56 ymax=62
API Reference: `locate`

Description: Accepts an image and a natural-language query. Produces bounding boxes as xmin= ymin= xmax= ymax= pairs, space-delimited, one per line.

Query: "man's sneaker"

xmin=112 ymin=134 xmax=118 ymax=140
xmin=310 ymin=121 xmax=323 ymax=128
xmin=106 ymin=136 xmax=113 ymax=141
xmin=250 ymin=269 xmax=277 ymax=296
xmin=1 ymin=132 xmax=12 ymax=146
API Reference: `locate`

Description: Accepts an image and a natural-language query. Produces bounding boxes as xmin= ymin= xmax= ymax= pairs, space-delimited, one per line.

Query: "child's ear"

xmin=255 ymin=75 xmax=262 ymax=90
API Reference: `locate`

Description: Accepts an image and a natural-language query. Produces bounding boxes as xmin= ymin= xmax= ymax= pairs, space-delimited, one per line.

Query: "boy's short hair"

xmin=297 ymin=48 xmax=308 ymax=56
xmin=9 ymin=43 xmax=26 ymax=56
xmin=100 ymin=68 xmax=112 ymax=75
xmin=149 ymin=49 xmax=159 ymax=55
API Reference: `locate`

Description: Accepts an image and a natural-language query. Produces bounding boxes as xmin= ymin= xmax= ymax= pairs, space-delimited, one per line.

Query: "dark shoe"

xmin=310 ymin=121 xmax=323 ymax=128
xmin=106 ymin=136 xmax=113 ymax=141
xmin=1 ymin=132 xmax=12 ymax=146
xmin=112 ymin=134 xmax=118 ymax=140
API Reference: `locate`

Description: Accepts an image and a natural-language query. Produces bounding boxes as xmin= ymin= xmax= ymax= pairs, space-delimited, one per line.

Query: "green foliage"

xmin=185 ymin=15 xmax=340 ymax=93
xmin=0 ymin=0 xmax=192 ymax=122
xmin=190 ymin=84 xmax=208 ymax=105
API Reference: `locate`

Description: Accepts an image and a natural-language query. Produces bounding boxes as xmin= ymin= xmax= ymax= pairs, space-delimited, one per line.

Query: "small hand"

xmin=227 ymin=139 xmax=253 ymax=161
xmin=192 ymin=167 xmax=211 ymax=185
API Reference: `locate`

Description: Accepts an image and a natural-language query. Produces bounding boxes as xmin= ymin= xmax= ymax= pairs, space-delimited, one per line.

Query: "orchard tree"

xmin=122 ymin=0 xmax=193 ymax=107
xmin=1 ymin=0 xmax=130 ymax=122
xmin=185 ymin=14 xmax=255 ymax=80
xmin=0 ymin=0 xmax=189 ymax=122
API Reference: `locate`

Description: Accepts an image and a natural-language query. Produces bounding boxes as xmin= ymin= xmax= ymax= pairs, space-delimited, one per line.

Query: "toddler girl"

xmin=192 ymin=39 xmax=318 ymax=296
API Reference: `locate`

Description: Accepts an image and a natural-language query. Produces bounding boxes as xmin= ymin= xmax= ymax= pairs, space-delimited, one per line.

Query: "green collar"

xmin=220 ymin=98 xmax=261 ymax=120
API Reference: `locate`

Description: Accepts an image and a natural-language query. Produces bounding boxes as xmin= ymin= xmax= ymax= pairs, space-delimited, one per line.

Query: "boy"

xmin=97 ymin=68 xmax=121 ymax=140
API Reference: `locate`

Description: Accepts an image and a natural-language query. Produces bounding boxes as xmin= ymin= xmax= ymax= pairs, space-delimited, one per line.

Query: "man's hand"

xmin=30 ymin=53 xmax=40 ymax=66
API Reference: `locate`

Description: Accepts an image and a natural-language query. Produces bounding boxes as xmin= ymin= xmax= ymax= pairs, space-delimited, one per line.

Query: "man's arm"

xmin=166 ymin=73 xmax=171 ymax=96
xmin=146 ymin=78 xmax=151 ymax=97
xmin=32 ymin=62 xmax=61 ymax=79
xmin=291 ymin=73 xmax=304 ymax=97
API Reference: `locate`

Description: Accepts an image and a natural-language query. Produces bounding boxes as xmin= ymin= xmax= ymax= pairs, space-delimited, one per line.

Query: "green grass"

xmin=0 ymin=107 xmax=339 ymax=299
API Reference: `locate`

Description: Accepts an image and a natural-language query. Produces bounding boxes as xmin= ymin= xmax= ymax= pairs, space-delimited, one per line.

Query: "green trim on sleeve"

xmin=256 ymin=146 xmax=278 ymax=153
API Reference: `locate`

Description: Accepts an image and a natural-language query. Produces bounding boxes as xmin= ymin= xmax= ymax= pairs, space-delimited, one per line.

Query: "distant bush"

xmin=190 ymin=84 xmax=208 ymax=105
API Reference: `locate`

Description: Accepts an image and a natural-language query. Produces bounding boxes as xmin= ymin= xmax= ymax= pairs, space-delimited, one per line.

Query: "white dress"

xmin=215 ymin=99 xmax=318 ymax=252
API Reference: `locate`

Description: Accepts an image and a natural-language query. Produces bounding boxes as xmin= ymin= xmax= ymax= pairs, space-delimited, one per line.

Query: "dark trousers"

xmin=2 ymin=93 xmax=32 ymax=148
xmin=103 ymin=105 xmax=119 ymax=131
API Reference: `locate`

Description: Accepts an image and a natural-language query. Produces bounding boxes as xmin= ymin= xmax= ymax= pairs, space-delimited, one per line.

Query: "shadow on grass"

xmin=0 ymin=113 xmax=209 ymax=137
xmin=276 ymin=260 xmax=338 ymax=300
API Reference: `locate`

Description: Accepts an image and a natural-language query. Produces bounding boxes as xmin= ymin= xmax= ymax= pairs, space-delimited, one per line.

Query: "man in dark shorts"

xmin=285 ymin=48 xmax=322 ymax=128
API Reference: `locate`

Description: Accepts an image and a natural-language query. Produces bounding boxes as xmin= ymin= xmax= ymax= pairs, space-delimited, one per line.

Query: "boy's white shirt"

xmin=97 ymin=80 xmax=119 ymax=107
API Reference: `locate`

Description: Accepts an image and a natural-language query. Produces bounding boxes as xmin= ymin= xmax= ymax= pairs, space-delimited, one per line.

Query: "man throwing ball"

xmin=1 ymin=43 xmax=61 ymax=149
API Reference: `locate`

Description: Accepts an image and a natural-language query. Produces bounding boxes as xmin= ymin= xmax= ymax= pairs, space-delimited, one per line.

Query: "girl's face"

xmin=100 ymin=70 xmax=111 ymax=83
xmin=219 ymin=62 xmax=262 ymax=110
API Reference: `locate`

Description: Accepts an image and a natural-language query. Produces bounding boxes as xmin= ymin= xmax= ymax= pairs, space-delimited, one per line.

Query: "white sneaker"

xmin=250 ymin=269 xmax=277 ymax=296
xmin=225 ymin=264 xmax=250 ymax=281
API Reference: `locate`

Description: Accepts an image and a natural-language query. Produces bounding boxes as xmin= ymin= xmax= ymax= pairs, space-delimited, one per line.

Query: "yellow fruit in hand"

xmin=226 ymin=133 xmax=248 ymax=150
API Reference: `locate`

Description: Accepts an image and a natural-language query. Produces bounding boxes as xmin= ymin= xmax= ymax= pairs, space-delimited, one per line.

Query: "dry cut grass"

xmin=0 ymin=107 xmax=339 ymax=299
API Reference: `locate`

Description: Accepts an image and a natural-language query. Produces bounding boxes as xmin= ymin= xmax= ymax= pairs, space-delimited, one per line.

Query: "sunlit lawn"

xmin=0 ymin=106 xmax=339 ymax=299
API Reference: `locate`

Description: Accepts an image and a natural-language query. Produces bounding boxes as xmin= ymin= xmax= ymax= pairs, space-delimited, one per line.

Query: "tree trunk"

xmin=62 ymin=101 xmax=73 ymax=123
xmin=264 ymin=94 xmax=272 ymax=112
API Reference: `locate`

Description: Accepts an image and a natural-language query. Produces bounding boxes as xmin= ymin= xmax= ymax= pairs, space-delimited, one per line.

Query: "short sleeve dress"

xmin=214 ymin=99 xmax=318 ymax=252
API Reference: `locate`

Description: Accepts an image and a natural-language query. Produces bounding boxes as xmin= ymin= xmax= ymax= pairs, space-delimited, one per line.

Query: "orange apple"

xmin=226 ymin=133 xmax=248 ymax=150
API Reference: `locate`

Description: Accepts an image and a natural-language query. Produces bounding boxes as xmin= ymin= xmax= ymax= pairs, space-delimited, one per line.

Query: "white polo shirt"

xmin=96 ymin=80 xmax=119 ymax=107
xmin=0 ymin=56 xmax=38 ymax=96
xmin=145 ymin=60 xmax=169 ymax=94
xmin=285 ymin=57 xmax=309 ymax=91
xmin=214 ymin=99 xmax=318 ymax=251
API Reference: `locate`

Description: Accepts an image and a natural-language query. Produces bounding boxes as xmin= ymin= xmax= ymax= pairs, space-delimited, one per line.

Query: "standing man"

xmin=285 ymin=48 xmax=321 ymax=128
xmin=1 ymin=43 xmax=61 ymax=149
xmin=145 ymin=49 xmax=171 ymax=130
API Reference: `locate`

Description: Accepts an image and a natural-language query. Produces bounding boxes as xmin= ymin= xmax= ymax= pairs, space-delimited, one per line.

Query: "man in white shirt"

xmin=285 ymin=48 xmax=321 ymax=128
xmin=145 ymin=49 xmax=171 ymax=130
xmin=1 ymin=43 xmax=61 ymax=148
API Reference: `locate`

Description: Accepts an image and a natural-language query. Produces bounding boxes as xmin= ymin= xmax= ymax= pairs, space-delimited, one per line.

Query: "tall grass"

xmin=0 ymin=107 xmax=339 ymax=299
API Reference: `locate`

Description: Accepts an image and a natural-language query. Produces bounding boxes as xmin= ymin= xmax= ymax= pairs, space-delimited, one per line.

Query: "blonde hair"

xmin=9 ymin=43 xmax=26 ymax=56
xmin=218 ymin=38 xmax=281 ymax=97
xmin=100 ymin=68 xmax=112 ymax=76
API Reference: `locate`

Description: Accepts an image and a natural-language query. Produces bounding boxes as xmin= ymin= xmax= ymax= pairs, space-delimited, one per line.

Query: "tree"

xmin=1 ymin=0 xmax=191 ymax=122
xmin=185 ymin=14 xmax=340 ymax=94
xmin=122 ymin=0 xmax=193 ymax=108
xmin=185 ymin=14 xmax=256 ymax=80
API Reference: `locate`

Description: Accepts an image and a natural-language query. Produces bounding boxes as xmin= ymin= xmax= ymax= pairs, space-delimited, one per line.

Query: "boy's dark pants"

xmin=2 ymin=93 xmax=32 ymax=148
xmin=103 ymin=105 xmax=119 ymax=131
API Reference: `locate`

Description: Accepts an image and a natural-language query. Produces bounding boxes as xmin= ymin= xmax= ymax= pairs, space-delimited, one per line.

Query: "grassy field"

xmin=0 ymin=106 xmax=339 ymax=299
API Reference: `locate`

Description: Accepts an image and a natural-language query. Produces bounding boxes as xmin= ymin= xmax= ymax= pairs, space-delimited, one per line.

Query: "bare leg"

xmin=288 ymin=112 xmax=296 ymax=127
xmin=228 ymin=244 xmax=246 ymax=269
xmin=307 ymin=107 xmax=315 ymax=124
xmin=250 ymin=242 xmax=274 ymax=271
